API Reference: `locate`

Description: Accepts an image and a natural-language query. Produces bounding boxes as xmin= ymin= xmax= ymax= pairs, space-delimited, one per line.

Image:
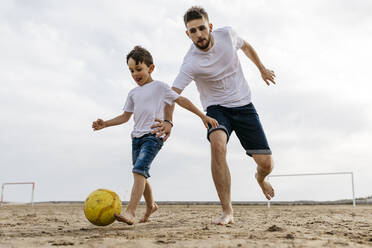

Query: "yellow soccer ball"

xmin=84 ymin=189 xmax=122 ymax=226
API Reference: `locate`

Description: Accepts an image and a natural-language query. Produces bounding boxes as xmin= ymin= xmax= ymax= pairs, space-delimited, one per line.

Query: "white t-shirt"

xmin=173 ymin=26 xmax=251 ymax=111
xmin=123 ymin=80 xmax=179 ymax=138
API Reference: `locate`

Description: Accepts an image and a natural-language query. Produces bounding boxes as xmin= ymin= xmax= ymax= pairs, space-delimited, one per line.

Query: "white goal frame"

xmin=0 ymin=182 xmax=35 ymax=206
xmin=267 ymin=172 xmax=355 ymax=208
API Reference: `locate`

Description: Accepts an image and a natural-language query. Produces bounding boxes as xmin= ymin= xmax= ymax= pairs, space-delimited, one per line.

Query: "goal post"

xmin=267 ymin=172 xmax=355 ymax=208
xmin=0 ymin=182 xmax=35 ymax=206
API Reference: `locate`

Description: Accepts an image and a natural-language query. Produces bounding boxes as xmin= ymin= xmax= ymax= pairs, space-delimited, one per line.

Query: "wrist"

xmin=164 ymin=119 xmax=173 ymax=127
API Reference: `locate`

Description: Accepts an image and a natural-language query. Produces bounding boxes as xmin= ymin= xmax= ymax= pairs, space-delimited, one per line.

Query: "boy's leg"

xmin=139 ymin=179 xmax=158 ymax=223
xmin=135 ymin=135 xmax=162 ymax=222
xmin=116 ymin=134 xmax=163 ymax=225
xmin=253 ymin=154 xmax=275 ymax=200
xmin=115 ymin=173 xmax=146 ymax=225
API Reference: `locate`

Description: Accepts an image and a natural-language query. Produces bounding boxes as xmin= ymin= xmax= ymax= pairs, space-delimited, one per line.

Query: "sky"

xmin=1 ymin=0 xmax=371 ymax=203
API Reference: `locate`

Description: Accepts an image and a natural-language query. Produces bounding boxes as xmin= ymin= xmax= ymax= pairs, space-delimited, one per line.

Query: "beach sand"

xmin=0 ymin=203 xmax=371 ymax=247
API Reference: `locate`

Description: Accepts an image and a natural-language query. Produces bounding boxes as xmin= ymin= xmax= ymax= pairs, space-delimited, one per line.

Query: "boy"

xmin=92 ymin=46 xmax=218 ymax=225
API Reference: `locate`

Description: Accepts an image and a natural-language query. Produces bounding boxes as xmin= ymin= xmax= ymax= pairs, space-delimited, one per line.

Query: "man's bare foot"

xmin=255 ymin=172 xmax=275 ymax=200
xmin=139 ymin=203 xmax=158 ymax=223
xmin=212 ymin=214 xmax=234 ymax=225
xmin=114 ymin=212 xmax=135 ymax=225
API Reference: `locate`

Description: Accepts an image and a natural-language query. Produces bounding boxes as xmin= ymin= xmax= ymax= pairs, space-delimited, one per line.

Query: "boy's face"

xmin=186 ymin=17 xmax=213 ymax=51
xmin=127 ymin=58 xmax=154 ymax=86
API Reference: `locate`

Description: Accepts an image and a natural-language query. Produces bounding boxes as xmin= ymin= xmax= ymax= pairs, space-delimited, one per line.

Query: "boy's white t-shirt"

xmin=173 ymin=26 xmax=251 ymax=111
xmin=123 ymin=80 xmax=179 ymax=138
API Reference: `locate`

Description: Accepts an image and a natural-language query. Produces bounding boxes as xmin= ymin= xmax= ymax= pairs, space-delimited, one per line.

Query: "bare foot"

xmin=114 ymin=212 xmax=135 ymax=225
xmin=212 ymin=214 xmax=234 ymax=225
xmin=139 ymin=203 xmax=158 ymax=223
xmin=255 ymin=172 xmax=275 ymax=200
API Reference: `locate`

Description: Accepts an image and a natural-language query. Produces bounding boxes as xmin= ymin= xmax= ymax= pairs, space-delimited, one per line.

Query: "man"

xmin=154 ymin=6 xmax=276 ymax=225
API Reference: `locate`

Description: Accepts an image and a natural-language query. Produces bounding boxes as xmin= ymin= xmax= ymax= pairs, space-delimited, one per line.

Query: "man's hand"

xmin=202 ymin=116 xmax=219 ymax=129
xmin=151 ymin=119 xmax=172 ymax=142
xmin=92 ymin=119 xmax=106 ymax=131
xmin=260 ymin=68 xmax=276 ymax=86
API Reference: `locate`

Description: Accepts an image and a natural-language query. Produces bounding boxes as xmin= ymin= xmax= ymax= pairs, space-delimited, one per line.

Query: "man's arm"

xmin=241 ymin=41 xmax=276 ymax=85
xmin=151 ymin=87 xmax=182 ymax=141
xmin=175 ymin=96 xmax=218 ymax=129
xmin=161 ymin=103 xmax=175 ymax=141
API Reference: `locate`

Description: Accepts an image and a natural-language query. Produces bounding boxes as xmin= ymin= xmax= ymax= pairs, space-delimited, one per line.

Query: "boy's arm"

xmin=240 ymin=40 xmax=276 ymax=85
xmin=175 ymin=96 xmax=218 ymax=129
xmin=92 ymin=112 xmax=132 ymax=131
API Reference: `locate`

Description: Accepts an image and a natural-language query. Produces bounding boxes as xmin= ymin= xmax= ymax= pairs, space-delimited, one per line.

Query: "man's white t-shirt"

xmin=173 ymin=26 xmax=251 ymax=111
xmin=123 ymin=80 xmax=179 ymax=138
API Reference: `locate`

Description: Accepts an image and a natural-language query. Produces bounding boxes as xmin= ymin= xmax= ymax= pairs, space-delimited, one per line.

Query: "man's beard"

xmin=195 ymin=34 xmax=212 ymax=50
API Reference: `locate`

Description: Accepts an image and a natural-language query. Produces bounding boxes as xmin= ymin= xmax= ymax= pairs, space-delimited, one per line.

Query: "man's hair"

xmin=183 ymin=6 xmax=209 ymax=27
xmin=126 ymin=46 xmax=153 ymax=67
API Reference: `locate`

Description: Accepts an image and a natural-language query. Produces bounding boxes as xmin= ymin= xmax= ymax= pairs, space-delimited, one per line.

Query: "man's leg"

xmin=139 ymin=179 xmax=158 ymax=223
xmin=252 ymin=154 xmax=275 ymax=200
xmin=230 ymin=103 xmax=274 ymax=200
xmin=209 ymin=130 xmax=234 ymax=225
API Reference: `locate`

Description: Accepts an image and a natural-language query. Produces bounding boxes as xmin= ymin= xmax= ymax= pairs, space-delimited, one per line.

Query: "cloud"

xmin=0 ymin=0 xmax=371 ymax=202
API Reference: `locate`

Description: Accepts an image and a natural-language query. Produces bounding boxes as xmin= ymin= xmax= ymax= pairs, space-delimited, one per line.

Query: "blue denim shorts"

xmin=206 ymin=103 xmax=271 ymax=157
xmin=132 ymin=133 xmax=163 ymax=178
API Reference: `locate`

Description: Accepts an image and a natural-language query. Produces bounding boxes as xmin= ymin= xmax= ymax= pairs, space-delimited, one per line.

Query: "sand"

xmin=0 ymin=203 xmax=371 ymax=247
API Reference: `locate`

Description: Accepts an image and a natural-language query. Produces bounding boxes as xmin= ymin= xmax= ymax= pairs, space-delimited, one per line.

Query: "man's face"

xmin=186 ymin=17 xmax=213 ymax=50
xmin=127 ymin=58 xmax=154 ymax=86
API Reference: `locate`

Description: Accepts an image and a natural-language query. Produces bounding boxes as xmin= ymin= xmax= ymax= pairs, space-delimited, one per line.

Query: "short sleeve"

xmin=172 ymin=61 xmax=194 ymax=91
xmin=228 ymin=27 xmax=244 ymax=50
xmin=160 ymin=82 xmax=180 ymax=104
xmin=123 ymin=91 xmax=134 ymax=112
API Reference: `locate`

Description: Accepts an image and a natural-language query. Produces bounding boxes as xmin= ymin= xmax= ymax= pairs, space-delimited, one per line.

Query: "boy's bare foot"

xmin=255 ymin=172 xmax=275 ymax=200
xmin=212 ymin=214 xmax=234 ymax=225
xmin=114 ymin=212 xmax=135 ymax=225
xmin=139 ymin=203 xmax=158 ymax=223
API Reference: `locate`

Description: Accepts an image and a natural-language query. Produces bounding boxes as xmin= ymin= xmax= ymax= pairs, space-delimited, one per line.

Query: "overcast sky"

xmin=1 ymin=0 xmax=371 ymax=203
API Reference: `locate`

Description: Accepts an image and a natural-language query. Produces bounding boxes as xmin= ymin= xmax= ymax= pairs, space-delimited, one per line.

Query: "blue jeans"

xmin=132 ymin=133 xmax=163 ymax=178
xmin=206 ymin=103 xmax=271 ymax=157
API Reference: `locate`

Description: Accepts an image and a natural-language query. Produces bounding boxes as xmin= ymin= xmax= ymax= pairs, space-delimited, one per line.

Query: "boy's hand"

xmin=202 ymin=115 xmax=219 ymax=129
xmin=151 ymin=119 xmax=172 ymax=142
xmin=92 ymin=119 xmax=106 ymax=131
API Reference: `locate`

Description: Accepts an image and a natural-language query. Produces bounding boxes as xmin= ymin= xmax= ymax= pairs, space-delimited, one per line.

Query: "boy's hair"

xmin=126 ymin=46 xmax=153 ymax=67
xmin=183 ymin=6 xmax=209 ymax=27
